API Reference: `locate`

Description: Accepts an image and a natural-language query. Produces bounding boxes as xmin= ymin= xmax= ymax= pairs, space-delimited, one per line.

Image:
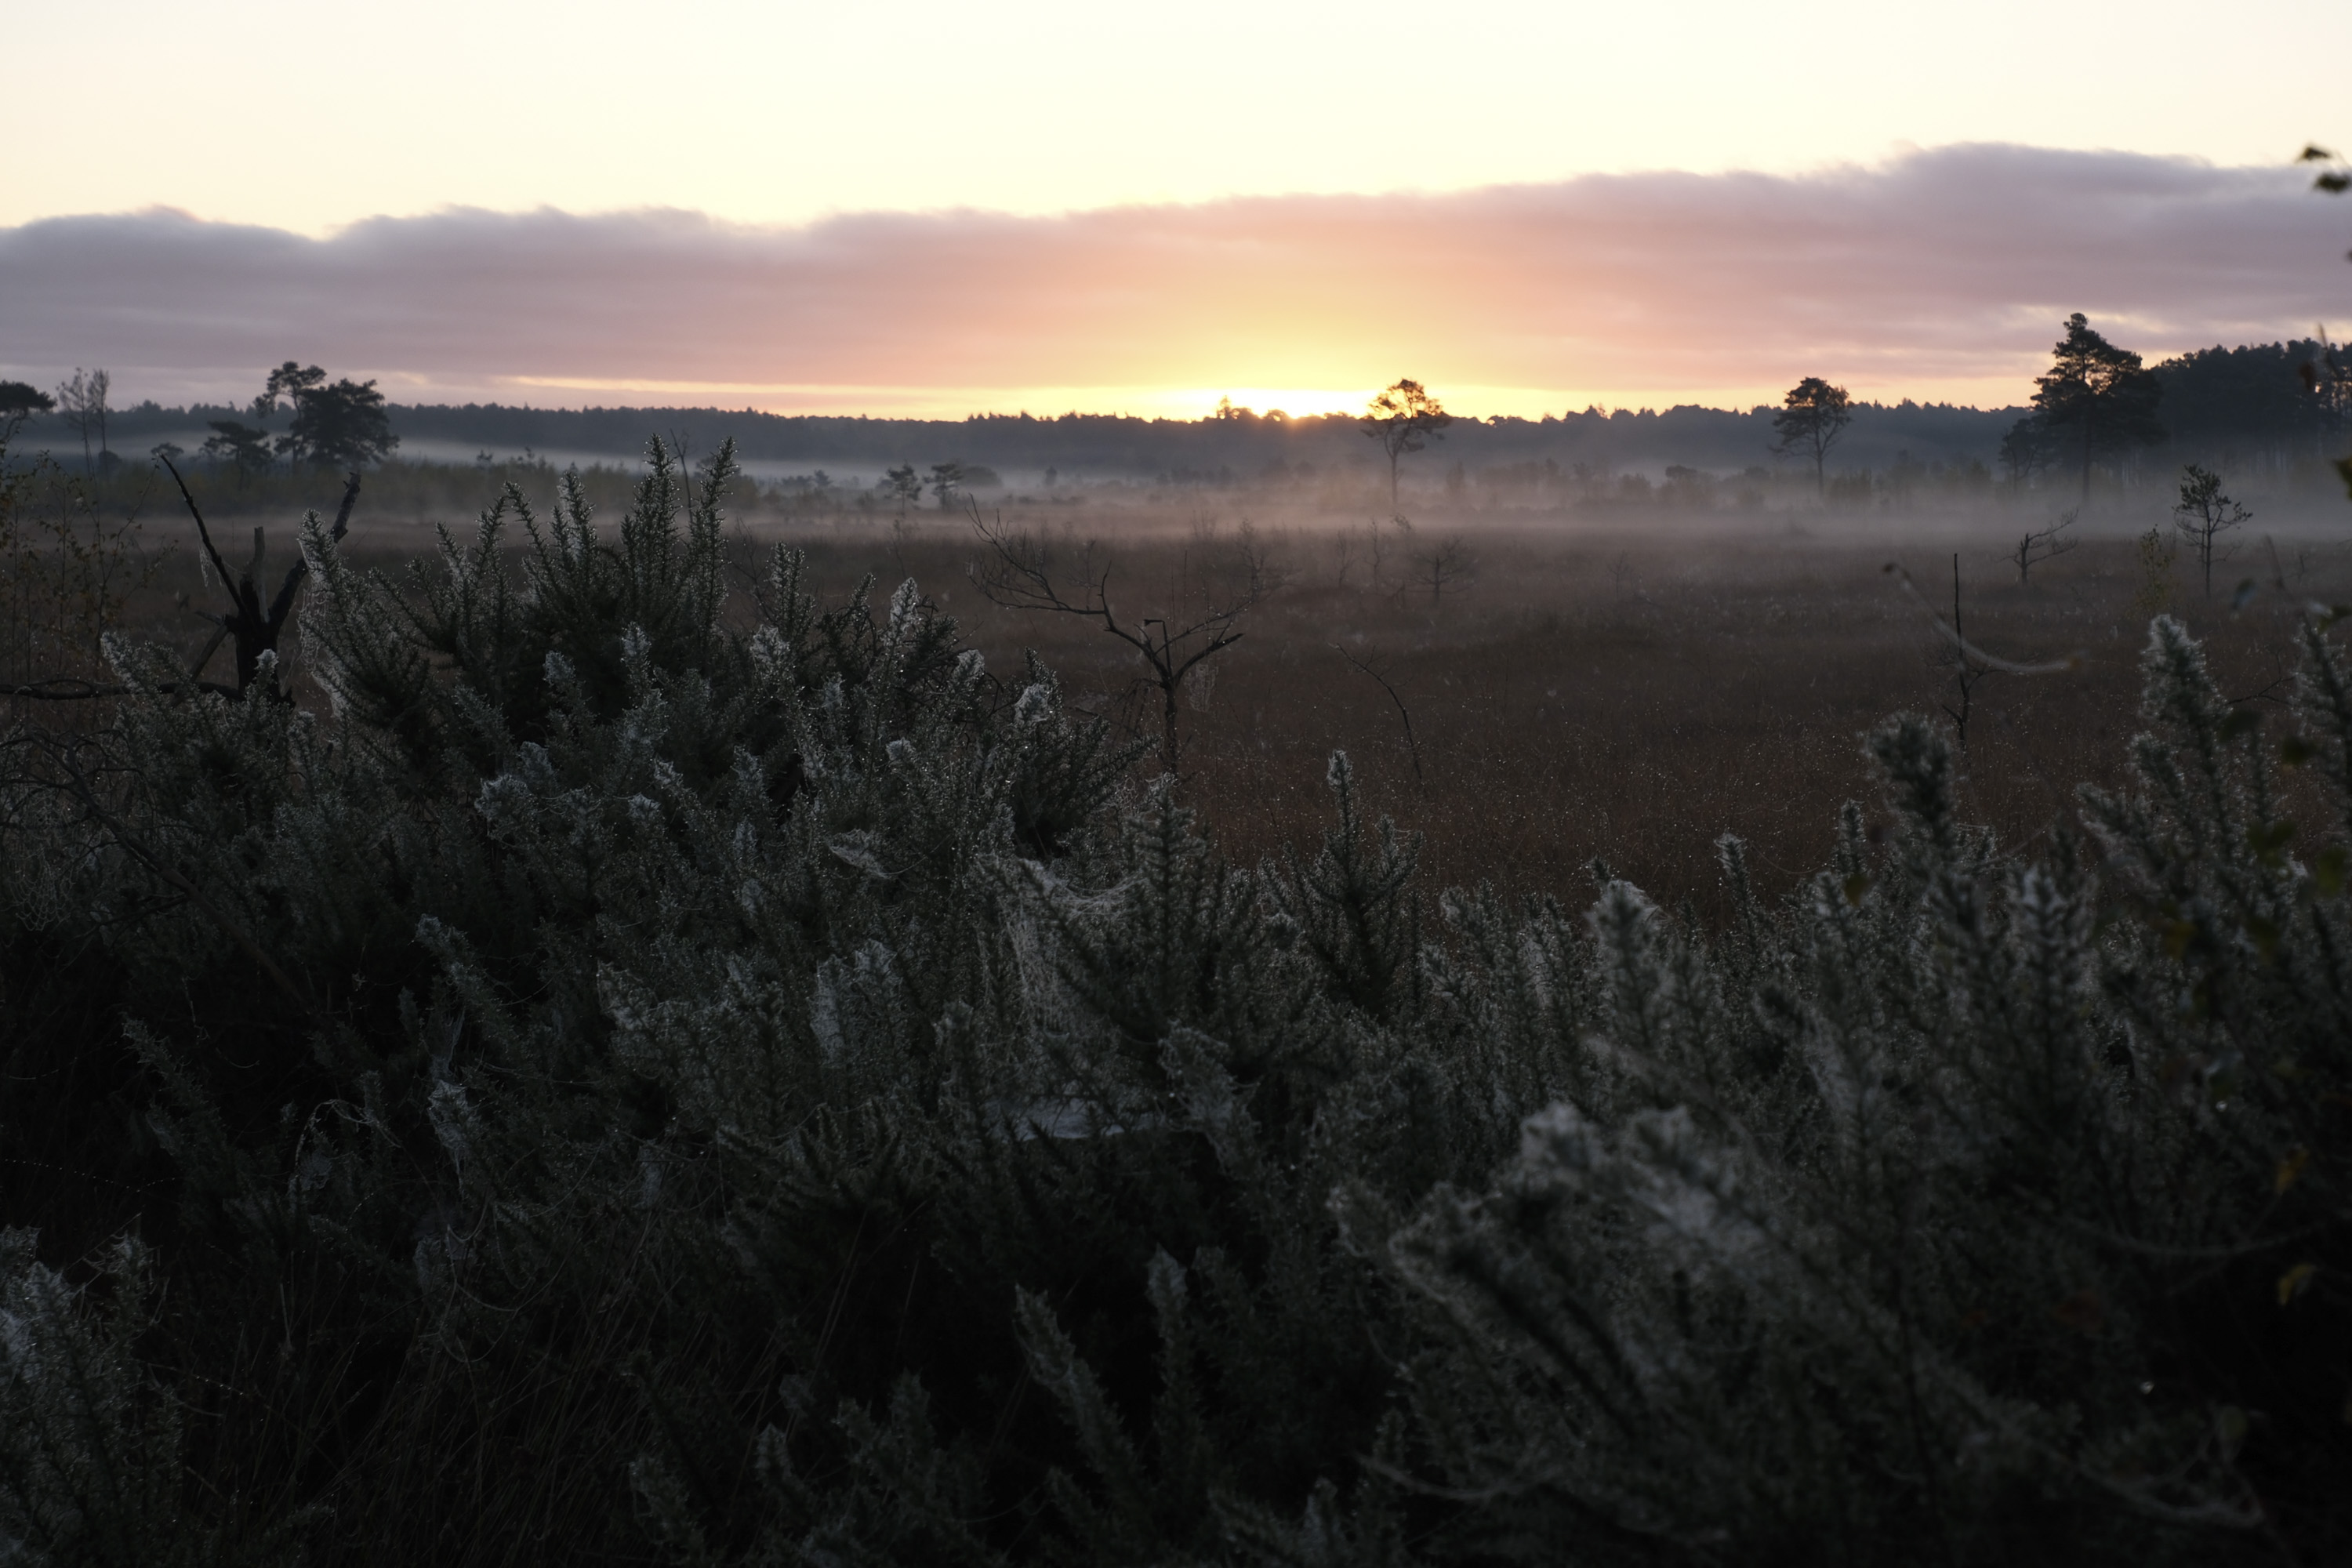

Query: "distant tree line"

xmin=375 ymin=397 xmax=2020 ymax=478
xmin=10 ymin=332 xmax=2347 ymax=495
xmin=2157 ymin=338 xmax=2350 ymax=470
xmin=13 ymin=396 xmax=2018 ymax=485
xmin=2 ymin=362 xmax=397 ymax=481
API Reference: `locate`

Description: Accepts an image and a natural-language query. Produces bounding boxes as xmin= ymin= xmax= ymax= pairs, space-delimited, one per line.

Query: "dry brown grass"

xmin=49 ymin=481 xmax=2352 ymax=921
xmin=848 ymin=500 xmax=2351 ymax=918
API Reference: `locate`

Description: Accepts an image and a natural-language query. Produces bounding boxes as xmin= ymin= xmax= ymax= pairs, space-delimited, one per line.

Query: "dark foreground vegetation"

xmin=2 ymin=439 xmax=2350 ymax=1566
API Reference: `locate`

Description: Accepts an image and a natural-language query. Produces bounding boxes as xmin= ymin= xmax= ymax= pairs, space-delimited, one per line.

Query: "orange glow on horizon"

xmin=477 ymin=376 xmax=2035 ymax=421
xmin=9 ymin=150 xmax=2338 ymax=423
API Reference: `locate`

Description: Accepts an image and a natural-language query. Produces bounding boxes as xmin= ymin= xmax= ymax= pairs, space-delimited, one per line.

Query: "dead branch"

xmin=162 ymin=456 xmax=358 ymax=694
xmin=1333 ymin=643 xmax=1425 ymax=794
xmin=2008 ymin=506 xmax=2079 ymax=585
xmin=967 ymin=501 xmax=1272 ymax=779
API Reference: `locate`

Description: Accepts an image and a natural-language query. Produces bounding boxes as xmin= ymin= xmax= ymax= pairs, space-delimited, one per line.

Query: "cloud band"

xmin=2 ymin=143 xmax=2344 ymax=416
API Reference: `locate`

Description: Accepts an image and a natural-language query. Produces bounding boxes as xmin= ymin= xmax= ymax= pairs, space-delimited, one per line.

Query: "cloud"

xmin=3 ymin=144 xmax=2346 ymax=416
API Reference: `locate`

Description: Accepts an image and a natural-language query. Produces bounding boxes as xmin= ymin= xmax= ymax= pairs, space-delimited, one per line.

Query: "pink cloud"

xmin=2 ymin=144 xmax=2345 ymax=415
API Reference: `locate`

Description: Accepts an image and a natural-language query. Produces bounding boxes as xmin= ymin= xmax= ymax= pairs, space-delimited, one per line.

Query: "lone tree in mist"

xmin=2009 ymin=313 xmax=2165 ymax=504
xmin=2172 ymin=463 xmax=2250 ymax=597
xmin=928 ymin=462 xmax=967 ymax=509
xmin=880 ymin=463 xmax=923 ymax=518
xmin=259 ymin=363 xmax=397 ymax=470
xmin=1769 ymin=376 xmax=1852 ymax=495
xmin=291 ymin=381 xmax=397 ymax=469
xmin=200 ymin=419 xmax=275 ymax=483
xmin=1414 ymin=533 xmax=1474 ymax=604
xmin=53 ymin=368 xmax=111 ymax=474
xmin=1361 ymin=379 xmax=1452 ymax=516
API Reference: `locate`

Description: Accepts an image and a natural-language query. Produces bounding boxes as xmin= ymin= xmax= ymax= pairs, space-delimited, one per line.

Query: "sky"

xmin=6 ymin=0 xmax=2352 ymax=417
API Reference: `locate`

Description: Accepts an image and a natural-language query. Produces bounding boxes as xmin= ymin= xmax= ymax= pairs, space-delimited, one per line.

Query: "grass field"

xmin=912 ymin=505 xmax=2349 ymax=915
xmin=19 ymin=463 xmax=2352 ymax=919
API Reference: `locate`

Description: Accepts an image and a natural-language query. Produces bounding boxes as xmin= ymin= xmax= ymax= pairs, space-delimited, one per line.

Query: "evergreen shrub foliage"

xmin=1 ymin=441 xmax=2347 ymax=1564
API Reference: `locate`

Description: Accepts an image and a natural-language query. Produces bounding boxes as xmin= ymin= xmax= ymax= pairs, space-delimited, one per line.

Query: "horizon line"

xmin=18 ymin=392 xmax=2049 ymax=424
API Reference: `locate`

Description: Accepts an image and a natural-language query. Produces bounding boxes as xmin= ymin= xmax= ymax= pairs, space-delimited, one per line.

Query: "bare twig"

xmin=1333 ymin=643 xmax=1425 ymax=794
xmin=160 ymin=452 xmax=237 ymax=590
xmin=1412 ymin=535 xmax=1474 ymax=605
xmin=2007 ymin=506 xmax=2079 ymax=585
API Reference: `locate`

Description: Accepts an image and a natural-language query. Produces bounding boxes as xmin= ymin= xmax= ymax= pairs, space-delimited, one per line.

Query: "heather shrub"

xmin=0 ymin=441 xmax=2344 ymax=1564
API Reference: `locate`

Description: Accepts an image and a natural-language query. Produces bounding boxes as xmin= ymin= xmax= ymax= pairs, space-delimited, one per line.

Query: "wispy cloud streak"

xmin=2 ymin=144 xmax=2344 ymax=416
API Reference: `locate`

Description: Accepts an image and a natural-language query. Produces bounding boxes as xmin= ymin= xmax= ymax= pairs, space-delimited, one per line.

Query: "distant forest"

xmin=19 ymin=337 xmax=2347 ymax=486
xmin=373 ymin=400 xmax=2022 ymax=480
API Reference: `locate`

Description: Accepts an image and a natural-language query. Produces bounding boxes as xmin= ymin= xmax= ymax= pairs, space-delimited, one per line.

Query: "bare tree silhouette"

xmin=968 ymin=505 xmax=1278 ymax=779
xmin=53 ymin=368 xmax=110 ymax=474
xmin=2172 ymin=464 xmax=2250 ymax=598
xmin=2007 ymin=506 xmax=2079 ymax=585
xmin=1414 ymin=534 xmax=1474 ymax=604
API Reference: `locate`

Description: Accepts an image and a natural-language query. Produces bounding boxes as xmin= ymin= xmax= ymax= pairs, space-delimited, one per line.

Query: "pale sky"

xmin=7 ymin=1 xmax=2351 ymax=415
xmin=12 ymin=0 xmax=2349 ymax=232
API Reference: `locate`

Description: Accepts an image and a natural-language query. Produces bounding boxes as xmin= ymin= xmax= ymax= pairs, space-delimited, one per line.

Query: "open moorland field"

xmin=244 ymin=479 xmax=2352 ymax=914
xmin=10 ymin=459 xmax=2352 ymax=1562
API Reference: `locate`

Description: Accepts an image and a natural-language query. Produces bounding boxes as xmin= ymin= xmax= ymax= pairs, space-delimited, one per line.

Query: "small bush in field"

xmin=0 ymin=441 xmax=2347 ymax=1566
